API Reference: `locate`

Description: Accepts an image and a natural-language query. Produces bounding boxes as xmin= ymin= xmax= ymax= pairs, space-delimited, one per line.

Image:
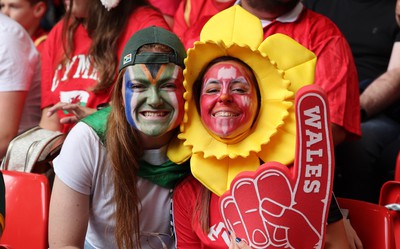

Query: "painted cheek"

xmin=170 ymin=76 xmax=185 ymax=129
xmin=235 ymin=94 xmax=254 ymax=111
xmin=238 ymin=95 xmax=255 ymax=122
xmin=173 ymin=90 xmax=185 ymax=126
xmin=200 ymin=94 xmax=219 ymax=124
xmin=164 ymin=90 xmax=185 ymax=132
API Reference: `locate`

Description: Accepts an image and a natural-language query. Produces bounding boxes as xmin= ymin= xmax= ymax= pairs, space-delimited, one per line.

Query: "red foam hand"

xmin=219 ymin=85 xmax=334 ymax=249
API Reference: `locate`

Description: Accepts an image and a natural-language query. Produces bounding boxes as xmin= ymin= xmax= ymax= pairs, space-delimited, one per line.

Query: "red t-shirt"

xmin=173 ymin=0 xmax=235 ymax=49
xmin=173 ymin=2 xmax=361 ymax=138
xmin=148 ymin=0 xmax=181 ymax=17
xmin=173 ymin=176 xmax=231 ymax=249
xmin=41 ymin=6 xmax=170 ymax=133
xmin=173 ymin=175 xmax=343 ymax=248
xmin=32 ymin=27 xmax=48 ymax=54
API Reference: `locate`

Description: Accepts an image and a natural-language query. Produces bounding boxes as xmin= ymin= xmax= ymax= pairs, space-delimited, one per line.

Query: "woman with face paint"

xmin=48 ymin=27 xmax=191 ymax=249
xmin=194 ymin=58 xmax=260 ymax=142
xmin=39 ymin=0 xmax=170 ymax=134
xmin=174 ymin=56 xmax=350 ymax=249
xmin=172 ymin=6 xmax=350 ymax=249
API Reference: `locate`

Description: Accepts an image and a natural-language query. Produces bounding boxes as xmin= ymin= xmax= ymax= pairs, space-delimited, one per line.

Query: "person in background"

xmin=41 ymin=0 xmax=65 ymax=31
xmin=304 ymin=0 xmax=400 ymax=204
xmin=48 ymin=26 xmax=191 ymax=249
xmin=172 ymin=0 xmax=235 ymax=46
xmin=39 ymin=0 xmax=170 ymax=134
xmin=0 ymin=0 xmax=48 ymax=52
xmin=0 ymin=13 xmax=41 ymax=158
xmin=148 ymin=0 xmax=181 ymax=28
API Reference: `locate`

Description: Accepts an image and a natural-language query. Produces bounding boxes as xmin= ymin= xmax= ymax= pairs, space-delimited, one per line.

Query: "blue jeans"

xmin=334 ymin=114 xmax=400 ymax=203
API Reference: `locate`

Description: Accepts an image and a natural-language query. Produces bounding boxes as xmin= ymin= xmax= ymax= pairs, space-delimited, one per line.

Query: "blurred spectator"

xmin=304 ymin=0 xmax=400 ymax=203
xmin=0 ymin=13 xmax=41 ymax=158
xmin=172 ymin=0 xmax=235 ymax=49
xmin=39 ymin=0 xmax=170 ymax=133
xmin=0 ymin=0 xmax=48 ymax=51
xmin=148 ymin=0 xmax=181 ymax=28
xmin=40 ymin=0 xmax=65 ymax=31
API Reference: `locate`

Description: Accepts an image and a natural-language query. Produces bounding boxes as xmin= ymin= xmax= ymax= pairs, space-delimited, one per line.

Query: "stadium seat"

xmin=0 ymin=170 xmax=50 ymax=249
xmin=337 ymin=197 xmax=396 ymax=249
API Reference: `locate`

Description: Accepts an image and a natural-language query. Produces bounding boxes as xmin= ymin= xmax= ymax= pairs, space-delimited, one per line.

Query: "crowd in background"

xmin=0 ymin=0 xmax=399 ymax=248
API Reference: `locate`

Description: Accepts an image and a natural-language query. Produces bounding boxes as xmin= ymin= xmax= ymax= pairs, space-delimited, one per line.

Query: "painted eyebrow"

xmin=203 ymin=76 xmax=249 ymax=84
xmin=203 ymin=78 xmax=221 ymax=84
xmin=231 ymin=76 xmax=249 ymax=82
xmin=130 ymin=73 xmax=178 ymax=86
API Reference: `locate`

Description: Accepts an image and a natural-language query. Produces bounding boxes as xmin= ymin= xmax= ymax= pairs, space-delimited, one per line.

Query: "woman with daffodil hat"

xmin=169 ymin=4 xmax=317 ymax=196
xmin=171 ymin=5 xmax=348 ymax=249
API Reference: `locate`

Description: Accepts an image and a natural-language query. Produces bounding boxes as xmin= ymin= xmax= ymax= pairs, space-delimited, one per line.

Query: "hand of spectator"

xmin=46 ymin=102 xmax=97 ymax=124
xmin=228 ymin=231 xmax=252 ymax=249
xmin=343 ymin=218 xmax=363 ymax=249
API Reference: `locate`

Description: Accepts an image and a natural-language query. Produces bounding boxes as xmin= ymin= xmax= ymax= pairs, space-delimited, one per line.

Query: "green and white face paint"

xmin=122 ymin=63 xmax=184 ymax=137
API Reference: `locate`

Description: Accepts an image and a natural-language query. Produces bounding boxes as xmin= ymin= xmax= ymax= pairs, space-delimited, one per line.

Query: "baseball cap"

xmin=119 ymin=26 xmax=186 ymax=72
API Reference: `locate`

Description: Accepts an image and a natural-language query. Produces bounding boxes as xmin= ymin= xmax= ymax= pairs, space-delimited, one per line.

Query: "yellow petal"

xmin=259 ymin=33 xmax=317 ymax=91
xmin=167 ymin=136 xmax=192 ymax=164
xmin=200 ymin=5 xmax=263 ymax=50
xmin=191 ymin=153 xmax=261 ymax=196
xmin=258 ymin=107 xmax=296 ymax=165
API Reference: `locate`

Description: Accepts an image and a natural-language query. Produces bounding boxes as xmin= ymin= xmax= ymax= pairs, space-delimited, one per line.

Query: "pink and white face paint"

xmin=200 ymin=60 xmax=259 ymax=139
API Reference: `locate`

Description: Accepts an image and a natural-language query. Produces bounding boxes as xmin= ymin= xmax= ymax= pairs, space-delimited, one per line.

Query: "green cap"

xmin=119 ymin=26 xmax=186 ymax=72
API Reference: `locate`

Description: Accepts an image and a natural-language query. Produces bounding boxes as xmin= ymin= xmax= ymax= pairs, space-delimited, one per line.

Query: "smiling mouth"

xmin=212 ymin=111 xmax=239 ymax=117
xmin=140 ymin=111 xmax=169 ymax=117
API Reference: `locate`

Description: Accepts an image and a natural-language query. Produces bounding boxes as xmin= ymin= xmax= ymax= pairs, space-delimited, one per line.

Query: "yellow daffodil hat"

xmin=168 ymin=5 xmax=317 ymax=196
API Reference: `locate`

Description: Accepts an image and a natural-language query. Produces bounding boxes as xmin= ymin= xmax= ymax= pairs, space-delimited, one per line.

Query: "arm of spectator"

xmin=360 ymin=42 xmax=400 ymax=118
xmin=48 ymin=176 xmax=89 ymax=249
xmin=39 ymin=106 xmax=62 ymax=132
xmin=342 ymin=218 xmax=363 ymax=249
xmin=360 ymin=68 xmax=400 ymax=118
xmin=387 ymin=41 xmax=400 ymax=70
xmin=325 ymin=219 xmax=355 ymax=249
xmin=0 ymin=91 xmax=27 ymax=158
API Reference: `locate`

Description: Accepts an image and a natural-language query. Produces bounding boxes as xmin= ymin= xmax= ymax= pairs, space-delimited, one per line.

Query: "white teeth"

xmin=213 ymin=111 xmax=238 ymax=117
xmin=142 ymin=112 xmax=167 ymax=117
